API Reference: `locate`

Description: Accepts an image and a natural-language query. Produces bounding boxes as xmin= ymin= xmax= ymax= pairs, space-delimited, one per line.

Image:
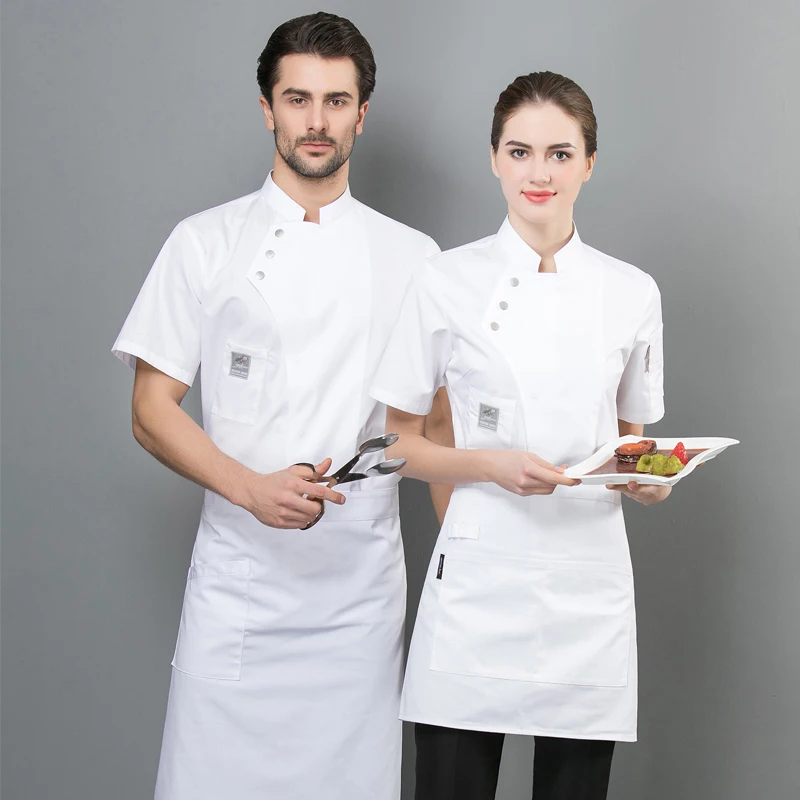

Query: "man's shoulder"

xmin=179 ymin=189 xmax=260 ymax=235
xmin=353 ymin=198 xmax=438 ymax=255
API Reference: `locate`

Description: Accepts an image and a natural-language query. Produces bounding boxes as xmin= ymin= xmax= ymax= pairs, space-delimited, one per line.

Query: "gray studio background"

xmin=2 ymin=0 xmax=799 ymax=798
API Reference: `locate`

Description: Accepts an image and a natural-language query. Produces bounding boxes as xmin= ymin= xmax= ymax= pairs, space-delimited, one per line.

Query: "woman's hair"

xmin=490 ymin=71 xmax=597 ymax=156
xmin=257 ymin=12 xmax=376 ymax=105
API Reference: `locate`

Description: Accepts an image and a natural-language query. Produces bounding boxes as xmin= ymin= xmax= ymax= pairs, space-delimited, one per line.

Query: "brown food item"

xmin=614 ymin=439 xmax=657 ymax=463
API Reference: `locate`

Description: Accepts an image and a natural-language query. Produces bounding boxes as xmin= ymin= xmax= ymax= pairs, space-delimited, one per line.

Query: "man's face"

xmin=260 ymin=54 xmax=368 ymax=180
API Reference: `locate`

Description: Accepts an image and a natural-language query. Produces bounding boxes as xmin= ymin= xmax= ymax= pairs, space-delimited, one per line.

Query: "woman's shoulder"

xmin=582 ymin=242 xmax=659 ymax=295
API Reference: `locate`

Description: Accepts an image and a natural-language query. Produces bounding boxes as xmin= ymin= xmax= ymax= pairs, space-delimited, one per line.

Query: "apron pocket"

xmin=172 ymin=559 xmax=250 ymax=681
xmin=211 ymin=341 xmax=269 ymax=425
xmin=430 ymin=553 xmax=632 ymax=687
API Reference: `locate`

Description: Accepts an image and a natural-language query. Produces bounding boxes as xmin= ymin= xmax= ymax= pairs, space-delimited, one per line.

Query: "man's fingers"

xmin=301 ymin=481 xmax=346 ymax=505
xmin=289 ymin=463 xmax=319 ymax=480
xmin=288 ymin=495 xmax=327 ymax=518
xmin=315 ymin=457 xmax=333 ymax=475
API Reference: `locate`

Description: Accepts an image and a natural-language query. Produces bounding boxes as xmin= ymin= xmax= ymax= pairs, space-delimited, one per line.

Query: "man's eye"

xmin=329 ymin=99 xmax=345 ymax=107
xmin=291 ymin=98 xmax=306 ymax=105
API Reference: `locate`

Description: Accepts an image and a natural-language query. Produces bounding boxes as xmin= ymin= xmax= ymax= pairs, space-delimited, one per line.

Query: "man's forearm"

xmin=132 ymin=393 xmax=255 ymax=508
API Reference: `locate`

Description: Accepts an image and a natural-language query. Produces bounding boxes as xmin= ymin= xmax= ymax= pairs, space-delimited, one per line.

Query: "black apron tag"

xmin=436 ymin=554 xmax=445 ymax=579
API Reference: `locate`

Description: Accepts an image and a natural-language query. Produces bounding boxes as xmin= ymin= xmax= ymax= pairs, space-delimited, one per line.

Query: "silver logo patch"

xmin=478 ymin=403 xmax=500 ymax=431
xmin=230 ymin=352 xmax=251 ymax=379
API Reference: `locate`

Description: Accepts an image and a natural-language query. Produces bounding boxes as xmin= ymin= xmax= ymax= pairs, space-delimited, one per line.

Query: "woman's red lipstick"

xmin=523 ymin=191 xmax=556 ymax=204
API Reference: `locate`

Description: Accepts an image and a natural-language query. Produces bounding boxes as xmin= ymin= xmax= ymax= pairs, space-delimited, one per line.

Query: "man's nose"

xmin=306 ymin=102 xmax=327 ymax=133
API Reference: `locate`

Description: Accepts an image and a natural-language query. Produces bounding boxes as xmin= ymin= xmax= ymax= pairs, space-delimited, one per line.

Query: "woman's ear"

xmin=583 ymin=152 xmax=596 ymax=183
xmin=490 ymin=146 xmax=500 ymax=179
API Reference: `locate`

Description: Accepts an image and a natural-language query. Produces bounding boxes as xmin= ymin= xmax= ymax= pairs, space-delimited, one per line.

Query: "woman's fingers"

xmin=523 ymin=458 xmax=580 ymax=487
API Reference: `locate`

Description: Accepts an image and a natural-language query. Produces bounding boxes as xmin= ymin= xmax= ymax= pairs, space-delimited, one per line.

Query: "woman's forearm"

xmin=389 ymin=430 xmax=491 ymax=486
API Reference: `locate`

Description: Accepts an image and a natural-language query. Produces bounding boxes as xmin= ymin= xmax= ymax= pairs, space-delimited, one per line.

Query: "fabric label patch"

xmin=477 ymin=403 xmax=500 ymax=431
xmin=230 ymin=352 xmax=251 ymax=379
xmin=437 ymin=554 xmax=445 ymax=580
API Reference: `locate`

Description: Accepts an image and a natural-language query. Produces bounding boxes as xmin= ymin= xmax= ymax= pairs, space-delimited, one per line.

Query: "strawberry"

xmin=671 ymin=441 xmax=689 ymax=466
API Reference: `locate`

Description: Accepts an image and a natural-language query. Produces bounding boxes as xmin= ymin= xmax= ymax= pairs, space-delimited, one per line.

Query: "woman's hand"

xmin=485 ymin=450 xmax=580 ymax=496
xmin=605 ymin=481 xmax=672 ymax=505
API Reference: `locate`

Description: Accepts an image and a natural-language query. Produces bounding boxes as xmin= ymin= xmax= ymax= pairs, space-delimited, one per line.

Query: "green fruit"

xmin=635 ymin=455 xmax=653 ymax=473
xmin=665 ymin=455 xmax=684 ymax=475
xmin=650 ymin=453 xmax=669 ymax=476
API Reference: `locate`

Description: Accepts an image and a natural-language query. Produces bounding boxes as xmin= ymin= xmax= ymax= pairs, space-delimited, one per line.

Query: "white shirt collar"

xmin=260 ymin=171 xmax=354 ymax=226
xmin=491 ymin=216 xmax=585 ymax=275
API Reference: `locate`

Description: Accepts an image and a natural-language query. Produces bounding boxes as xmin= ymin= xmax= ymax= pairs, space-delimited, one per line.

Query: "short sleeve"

xmin=370 ymin=267 xmax=451 ymax=416
xmin=111 ymin=220 xmax=205 ymax=386
xmin=616 ymin=277 xmax=665 ymax=424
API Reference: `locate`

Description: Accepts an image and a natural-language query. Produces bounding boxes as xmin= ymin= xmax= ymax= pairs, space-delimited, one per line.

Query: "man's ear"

xmin=259 ymin=96 xmax=275 ymax=132
xmin=355 ymin=101 xmax=369 ymax=136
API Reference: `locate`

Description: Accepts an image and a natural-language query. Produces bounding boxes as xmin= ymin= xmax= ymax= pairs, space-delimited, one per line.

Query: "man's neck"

xmin=271 ymin=158 xmax=350 ymax=224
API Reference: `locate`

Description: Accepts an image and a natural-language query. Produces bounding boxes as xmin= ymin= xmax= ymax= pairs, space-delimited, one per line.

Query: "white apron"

xmin=113 ymin=174 xmax=438 ymax=799
xmin=371 ymin=218 xmax=664 ymax=742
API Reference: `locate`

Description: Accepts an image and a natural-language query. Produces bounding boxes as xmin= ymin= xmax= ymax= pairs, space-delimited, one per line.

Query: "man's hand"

xmin=606 ymin=481 xmax=672 ymax=505
xmin=241 ymin=458 xmax=346 ymax=529
xmin=485 ymin=450 xmax=580 ymax=496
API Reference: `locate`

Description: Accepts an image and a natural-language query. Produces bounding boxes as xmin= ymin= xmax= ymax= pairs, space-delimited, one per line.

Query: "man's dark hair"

xmin=257 ymin=12 xmax=376 ymax=106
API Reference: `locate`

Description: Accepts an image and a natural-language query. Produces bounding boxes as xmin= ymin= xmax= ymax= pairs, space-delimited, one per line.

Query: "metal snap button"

xmin=255 ymin=271 xmax=265 ymax=280
xmin=490 ymin=322 xmax=500 ymax=331
xmin=499 ymin=301 xmax=509 ymax=310
xmin=265 ymin=250 xmax=276 ymax=259
xmin=275 ymin=229 xmax=284 ymax=238
xmin=510 ymin=277 xmax=519 ymax=287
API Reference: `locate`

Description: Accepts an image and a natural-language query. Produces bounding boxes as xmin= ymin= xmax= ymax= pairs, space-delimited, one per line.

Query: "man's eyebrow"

xmin=280 ymin=88 xmax=355 ymax=100
xmin=504 ymin=140 xmax=577 ymax=150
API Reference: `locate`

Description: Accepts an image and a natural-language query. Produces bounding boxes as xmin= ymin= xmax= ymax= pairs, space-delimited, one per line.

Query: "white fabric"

xmin=370 ymin=217 xmax=664 ymax=742
xmin=113 ymin=173 xmax=438 ymax=800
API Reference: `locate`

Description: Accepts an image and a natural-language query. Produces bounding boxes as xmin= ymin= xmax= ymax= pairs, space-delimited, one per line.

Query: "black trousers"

xmin=415 ymin=723 xmax=615 ymax=800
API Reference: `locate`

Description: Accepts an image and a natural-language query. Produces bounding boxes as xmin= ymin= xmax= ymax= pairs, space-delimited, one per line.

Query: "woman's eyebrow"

xmin=504 ymin=140 xmax=577 ymax=150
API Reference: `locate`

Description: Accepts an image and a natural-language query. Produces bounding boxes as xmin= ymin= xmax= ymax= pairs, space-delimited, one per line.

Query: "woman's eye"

xmin=552 ymin=151 xmax=571 ymax=161
xmin=510 ymin=149 xmax=528 ymax=159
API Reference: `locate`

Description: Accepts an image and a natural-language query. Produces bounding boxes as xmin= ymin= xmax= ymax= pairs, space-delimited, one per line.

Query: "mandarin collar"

xmin=490 ymin=216 xmax=585 ymax=275
xmin=260 ymin=172 xmax=354 ymax=226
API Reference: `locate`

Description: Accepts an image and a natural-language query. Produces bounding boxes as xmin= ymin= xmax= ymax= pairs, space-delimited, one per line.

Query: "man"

xmin=113 ymin=12 xmax=445 ymax=799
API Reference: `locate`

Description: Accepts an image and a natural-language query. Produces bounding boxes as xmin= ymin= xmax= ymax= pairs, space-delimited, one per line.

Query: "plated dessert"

xmin=587 ymin=440 xmax=706 ymax=477
xmin=564 ymin=436 xmax=739 ymax=486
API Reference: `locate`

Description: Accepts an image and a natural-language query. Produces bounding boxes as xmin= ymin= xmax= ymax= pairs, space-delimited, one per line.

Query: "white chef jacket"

xmin=370 ymin=217 xmax=664 ymax=741
xmin=113 ymin=173 xmax=439 ymax=800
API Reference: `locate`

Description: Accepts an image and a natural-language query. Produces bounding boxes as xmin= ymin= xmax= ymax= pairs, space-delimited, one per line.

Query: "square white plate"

xmin=563 ymin=436 xmax=740 ymax=486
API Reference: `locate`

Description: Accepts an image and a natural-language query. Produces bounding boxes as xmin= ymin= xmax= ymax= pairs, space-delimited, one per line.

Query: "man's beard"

xmin=274 ymin=124 xmax=356 ymax=180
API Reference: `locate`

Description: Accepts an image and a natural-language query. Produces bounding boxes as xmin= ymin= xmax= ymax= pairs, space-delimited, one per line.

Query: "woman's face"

xmin=491 ymin=102 xmax=595 ymax=227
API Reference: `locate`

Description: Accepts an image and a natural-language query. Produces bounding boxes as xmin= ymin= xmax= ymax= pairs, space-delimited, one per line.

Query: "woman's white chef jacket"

xmin=112 ymin=173 xmax=438 ymax=800
xmin=370 ymin=217 xmax=664 ymax=741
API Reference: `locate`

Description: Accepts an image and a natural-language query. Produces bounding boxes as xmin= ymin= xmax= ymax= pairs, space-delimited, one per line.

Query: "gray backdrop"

xmin=2 ymin=0 xmax=799 ymax=798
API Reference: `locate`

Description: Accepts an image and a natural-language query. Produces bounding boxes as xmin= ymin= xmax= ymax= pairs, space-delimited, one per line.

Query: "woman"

xmin=370 ymin=72 xmax=668 ymax=800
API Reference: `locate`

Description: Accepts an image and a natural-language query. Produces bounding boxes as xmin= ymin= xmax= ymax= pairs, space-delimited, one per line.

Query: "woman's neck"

xmin=507 ymin=209 xmax=575 ymax=273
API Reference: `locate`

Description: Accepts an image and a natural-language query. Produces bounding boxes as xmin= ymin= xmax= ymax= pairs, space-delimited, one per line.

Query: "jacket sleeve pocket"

xmin=172 ymin=559 xmax=250 ymax=681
